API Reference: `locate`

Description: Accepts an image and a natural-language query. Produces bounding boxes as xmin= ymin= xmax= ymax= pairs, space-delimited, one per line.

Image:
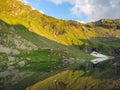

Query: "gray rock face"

xmin=7 ymin=66 xmax=15 ymax=70
xmin=8 ymin=34 xmax=38 ymax=50
xmin=0 ymin=33 xmax=38 ymax=55
xmin=0 ymin=30 xmax=38 ymax=51
xmin=18 ymin=61 xmax=26 ymax=67
xmin=0 ymin=45 xmax=20 ymax=55
xmin=0 ymin=69 xmax=33 ymax=90
xmin=0 ymin=70 xmax=13 ymax=77
xmin=8 ymin=56 xmax=15 ymax=62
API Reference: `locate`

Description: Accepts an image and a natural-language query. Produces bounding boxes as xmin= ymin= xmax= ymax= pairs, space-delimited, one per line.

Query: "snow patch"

xmin=90 ymin=51 xmax=108 ymax=58
xmin=90 ymin=51 xmax=110 ymax=64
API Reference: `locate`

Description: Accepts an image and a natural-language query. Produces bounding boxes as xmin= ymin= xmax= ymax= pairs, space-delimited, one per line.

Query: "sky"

xmin=21 ymin=0 xmax=120 ymax=23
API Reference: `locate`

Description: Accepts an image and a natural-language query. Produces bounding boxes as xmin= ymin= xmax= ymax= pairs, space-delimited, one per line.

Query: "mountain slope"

xmin=0 ymin=0 xmax=119 ymax=46
xmin=0 ymin=19 xmax=93 ymax=59
xmin=0 ymin=18 xmax=93 ymax=90
xmin=0 ymin=0 xmax=120 ymax=90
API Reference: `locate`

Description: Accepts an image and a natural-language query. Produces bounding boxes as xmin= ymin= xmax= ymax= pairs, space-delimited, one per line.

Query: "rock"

xmin=7 ymin=62 xmax=15 ymax=66
xmin=0 ymin=45 xmax=11 ymax=54
xmin=0 ymin=70 xmax=12 ymax=77
xmin=0 ymin=45 xmax=20 ymax=55
xmin=12 ymin=49 xmax=20 ymax=55
xmin=7 ymin=66 xmax=15 ymax=70
xmin=8 ymin=56 xmax=15 ymax=62
xmin=0 ymin=56 xmax=3 ymax=60
xmin=18 ymin=61 xmax=26 ymax=67
xmin=27 ymin=58 xmax=31 ymax=61
xmin=26 ymin=64 xmax=30 ymax=67
xmin=69 ymin=57 xmax=75 ymax=60
xmin=13 ymin=35 xmax=38 ymax=50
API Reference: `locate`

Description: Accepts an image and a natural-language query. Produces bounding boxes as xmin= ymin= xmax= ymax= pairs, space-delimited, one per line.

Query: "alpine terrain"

xmin=0 ymin=0 xmax=120 ymax=90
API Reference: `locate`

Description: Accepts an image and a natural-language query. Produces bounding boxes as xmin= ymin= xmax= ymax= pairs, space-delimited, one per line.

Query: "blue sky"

xmin=21 ymin=0 xmax=88 ymax=23
xmin=21 ymin=0 xmax=120 ymax=23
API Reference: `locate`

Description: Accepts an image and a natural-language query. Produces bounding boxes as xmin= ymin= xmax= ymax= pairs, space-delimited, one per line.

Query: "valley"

xmin=0 ymin=0 xmax=120 ymax=90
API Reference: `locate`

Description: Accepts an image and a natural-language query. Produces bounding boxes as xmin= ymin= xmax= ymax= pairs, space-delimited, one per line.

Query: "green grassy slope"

xmin=0 ymin=19 xmax=93 ymax=90
xmin=0 ymin=0 xmax=120 ymax=90
xmin=0 ymin=0 xmax=120 ymax=55
xmin=0 ymin=19 xmax=93 ymax=59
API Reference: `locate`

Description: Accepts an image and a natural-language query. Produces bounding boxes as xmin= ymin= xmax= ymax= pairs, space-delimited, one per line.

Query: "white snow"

xmin=90 ymin=51 xmax=108 ymax=58
xmin=90 ymin=51 xmax=110 ymax=64
xmin=0 ymin=45 xmax=20 ymax=55
xmin=90 ymin=57 xmax=109 ymax=64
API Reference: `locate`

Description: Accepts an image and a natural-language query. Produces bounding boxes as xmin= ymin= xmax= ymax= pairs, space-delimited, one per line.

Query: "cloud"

xmin=48 ymin=0 xmax=75 ymax=5
xmin=75 ymin=20 xmax=86 ymax=24
xmin=49 ymin=0 xmax=120 ymax=21
xmin=21 ymin=0 xmax=29 ymax=4
xmin=49 ymin=0 xmax=64 ymax=4
xmin=39 ymin=10 xmax=45 ymax=14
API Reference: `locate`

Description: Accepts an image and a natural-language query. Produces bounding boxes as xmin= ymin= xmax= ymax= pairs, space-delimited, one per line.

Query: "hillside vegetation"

xmin=0 ymin=0 xmax=120 ymax=49
xmin=0 ymin=16 xmax=92 ymax=90
xmin=0 ymin=0 xmax=120 ymax=90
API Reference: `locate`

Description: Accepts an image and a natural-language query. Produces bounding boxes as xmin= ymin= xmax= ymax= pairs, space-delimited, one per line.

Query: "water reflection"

xmin=0 ymin=69 xmax=33 ymax=90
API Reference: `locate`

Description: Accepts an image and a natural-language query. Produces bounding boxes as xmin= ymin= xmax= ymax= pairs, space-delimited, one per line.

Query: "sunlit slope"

xmin=0 ymin=19 xmax=94 ymax=60
xmin=0 ymin=19 xmax=94 ymax=90
xmin=0 ymin=0 xmax=120 ymax=46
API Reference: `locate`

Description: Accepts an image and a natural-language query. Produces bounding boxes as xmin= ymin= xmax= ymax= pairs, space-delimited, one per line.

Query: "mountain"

xmin=0 ymin=0 xmax=120 ymax=90
xmin=0 ymin=19 xmax=93 ymax=90
xmin=0 ymin=0 xmax=120 ymax=55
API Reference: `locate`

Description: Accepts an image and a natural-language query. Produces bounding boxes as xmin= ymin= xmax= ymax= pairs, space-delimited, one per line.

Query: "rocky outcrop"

xmin=12 ymin=35 xmax=38 ymax=50
xmin=0 ymin=31 xmax=38 ymax=51
xmin=0 ymin=45 xmax=20 ymax=55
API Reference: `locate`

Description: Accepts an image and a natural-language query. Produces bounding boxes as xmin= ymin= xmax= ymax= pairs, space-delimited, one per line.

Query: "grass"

xmin=0 ymin=19 xmax=96 ymax=90
xmin=88 ymin=37 xmax=120 ymax=54
xmin=14 ymin=49 xmax=68 ymax=72
xmin=0 ymin=0 xmax=120 ymax=48
xmin=0 ymin=53 xmax=8 ymax=70
xmin=0 ymin=19 xmax=94 ymax=60
xmin=68 ymin=47 xmax=95 ymax=60
xmin=0 ymin=0 xmax=120 ymax=56
xmin=0 ymin=1 xmax=120 ymax=90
